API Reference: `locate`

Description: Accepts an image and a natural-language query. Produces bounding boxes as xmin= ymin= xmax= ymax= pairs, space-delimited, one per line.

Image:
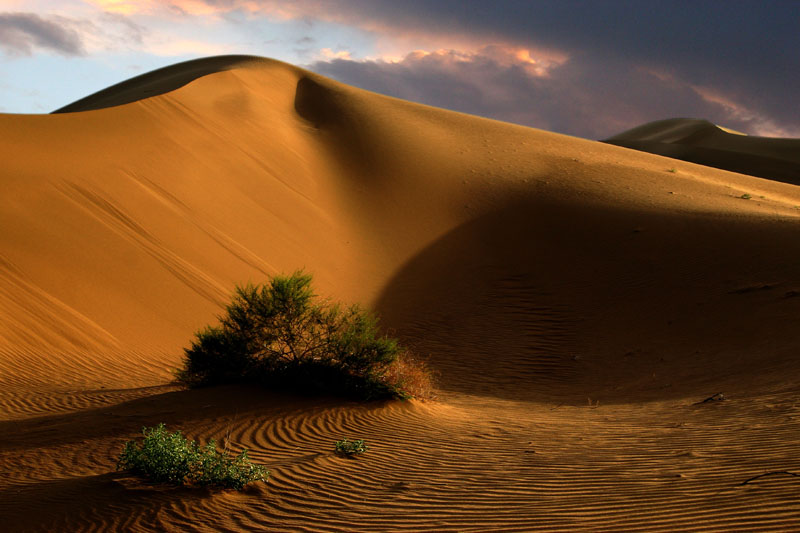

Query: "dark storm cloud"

xmin=0 ymin=12 xmax=86 ymax=56
xmin=323 ymin=0 xmax=798 ymax=87
xmin=303 ymin=0 xmax=799 ymax=137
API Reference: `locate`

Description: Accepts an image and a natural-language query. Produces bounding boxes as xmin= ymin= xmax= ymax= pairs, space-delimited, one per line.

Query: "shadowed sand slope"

xmin=51 ymin=55 xmax=269 ymax=113
xmin=2 ymin=57 xmax=800 ymax=531
xmin=604 ymin=118 xmax=800 ymax=184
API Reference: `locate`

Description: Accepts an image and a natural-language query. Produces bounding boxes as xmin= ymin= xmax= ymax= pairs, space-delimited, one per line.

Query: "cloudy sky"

xmin=1 ymin=1 xmax=797 ymax=139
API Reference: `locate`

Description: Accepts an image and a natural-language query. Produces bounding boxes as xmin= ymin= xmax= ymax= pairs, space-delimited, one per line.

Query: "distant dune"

xmin=2 ymin=56 xmax=800 ymax=531
xmin=604 ymin=118 xmax=800 ymax=184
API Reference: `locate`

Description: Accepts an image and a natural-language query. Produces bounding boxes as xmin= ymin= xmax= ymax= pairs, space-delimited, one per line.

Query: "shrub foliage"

xmin=117 ymin=423 xmax=268 ymax=490
xmin=178 ymin=271 xmax=433 ymax=400
xmin=334 ymin=438 xmax=369 ymax=456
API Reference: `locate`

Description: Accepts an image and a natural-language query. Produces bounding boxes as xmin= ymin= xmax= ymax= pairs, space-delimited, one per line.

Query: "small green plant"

xmin=117 ymin=424 xmax=268 ymax=490
xmin=177 ymin=271 xmax=434 ymax=400
xmin=335 ymin=438 xmax=369 ymax=456
xmin=667 ymin=167 xmax=677 ymax=173
xmin=740 ymin=193 xmax=752 ymax=200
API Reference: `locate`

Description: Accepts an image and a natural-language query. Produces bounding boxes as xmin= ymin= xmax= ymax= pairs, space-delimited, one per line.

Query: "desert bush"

xmin=380 ymin=351 xmax=436 ymax=400
xmin=117 ymin=423 xmax=268 ymax=490
xmin=178 ymin=271 xmax=433 ymax=400
xmin=334 ymin=438 xmax=369 ymax=455
xmin=193 ymin=442 xmax=267 ymax=490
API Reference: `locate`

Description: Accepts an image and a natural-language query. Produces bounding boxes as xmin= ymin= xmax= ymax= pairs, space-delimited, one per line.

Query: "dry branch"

xmin=739 ymin=471 xmax=800 ymax=486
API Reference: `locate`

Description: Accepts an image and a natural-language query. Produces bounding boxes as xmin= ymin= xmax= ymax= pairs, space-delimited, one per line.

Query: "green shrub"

xmin=193 ymin=443 xmax=266 ymax=490
xmin=334 ymin=438 xmax=369 ymax=455
xmin=117 ymin=423 xmax=268 ymax=490
xmin=178 ymin=271 xmax=433 ymax=400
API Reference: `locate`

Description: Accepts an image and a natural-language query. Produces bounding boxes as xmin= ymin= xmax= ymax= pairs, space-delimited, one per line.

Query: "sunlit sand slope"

xmin=2 ymin=57 xmax=800 ymax=531
xmin=604 ymin=118 xmax=800 ymax=184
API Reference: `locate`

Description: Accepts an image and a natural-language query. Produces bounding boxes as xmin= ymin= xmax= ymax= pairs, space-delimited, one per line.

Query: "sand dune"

xmin=604 ymin=118 xmax=800 ymax=185
xmin=2 ymin=56 xmax=800 ymax=531
xmin=51 ymin=55 xmax=268 ymax=114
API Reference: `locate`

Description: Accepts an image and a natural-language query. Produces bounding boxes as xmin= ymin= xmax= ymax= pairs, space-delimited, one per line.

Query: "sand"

xmin=604 ymin=118 xmax=800 ymax=185
xmin=2 ymin=56 xmax=800 ymax=531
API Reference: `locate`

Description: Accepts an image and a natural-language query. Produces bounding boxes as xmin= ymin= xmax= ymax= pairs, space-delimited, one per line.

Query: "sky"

xmin=1 ymin=1 xmax=798 ymax=139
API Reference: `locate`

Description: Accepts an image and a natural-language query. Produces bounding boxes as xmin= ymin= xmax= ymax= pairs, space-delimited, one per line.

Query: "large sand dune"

xmin=2 ymin=56 xmax=800 ymax=531
xmin=604 ymin=118 xmax=800 ymax=185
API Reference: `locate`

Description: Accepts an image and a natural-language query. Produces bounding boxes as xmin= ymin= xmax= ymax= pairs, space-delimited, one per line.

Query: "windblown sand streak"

xmin=1 ymin=56 xmax=799 ymax=530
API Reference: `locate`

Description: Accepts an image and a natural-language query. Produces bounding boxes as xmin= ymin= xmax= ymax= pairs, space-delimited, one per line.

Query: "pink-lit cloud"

xmin=689 ymin=85 xmax=800 ymax=139
xmin=86 ymin=0 xmax=245 ymax=16
xmin=310 ymin=47 xmax=794 ymax=140
xmin=86 ymin=0 xmax=568 ymax=65
xmin=319 ymin=48 xmax=352 ymax=60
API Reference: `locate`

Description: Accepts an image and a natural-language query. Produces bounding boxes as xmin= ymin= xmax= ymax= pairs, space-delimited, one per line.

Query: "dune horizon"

xmin=604 ymin=117 xmax=800 ymax=186
xmin=2 ymin=55 xmax=800 ymax=531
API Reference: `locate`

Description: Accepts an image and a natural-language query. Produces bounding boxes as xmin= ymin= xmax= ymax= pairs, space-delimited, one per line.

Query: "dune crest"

xmin=51 ymin=55 xmax=273 ymax=113
xmin=2 ymin=57 xmax=800 ymax=531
